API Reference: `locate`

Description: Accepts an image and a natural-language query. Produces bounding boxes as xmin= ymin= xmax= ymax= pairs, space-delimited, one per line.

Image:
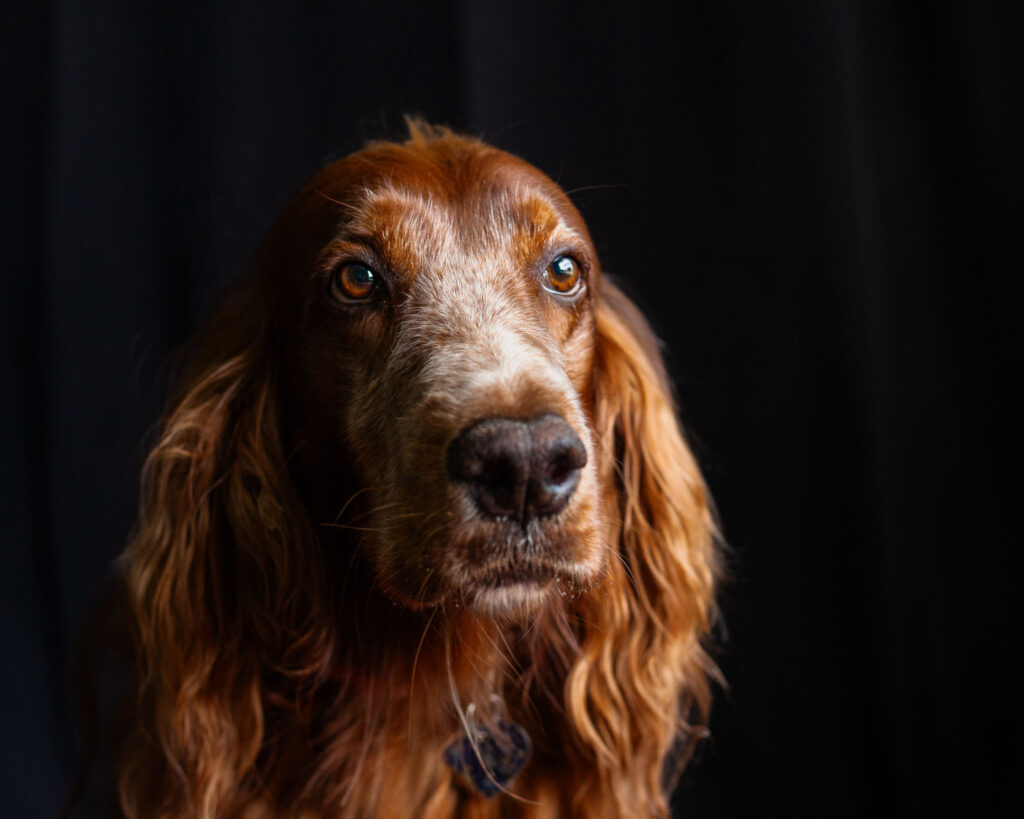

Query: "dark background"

xmin=2 ymin=1 xmax=1020 ymax=816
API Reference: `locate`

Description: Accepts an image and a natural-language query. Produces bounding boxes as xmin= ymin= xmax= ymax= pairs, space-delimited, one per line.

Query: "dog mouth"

xmin=461 ymin=570 xmax=557 ymax=617
xmin=455 ymin=557 xmax=591 ymax=617
xmin=431 ymin=509 xmax=604 ymax=615
xmin=470 ymin=561 xmax=560 ymax=590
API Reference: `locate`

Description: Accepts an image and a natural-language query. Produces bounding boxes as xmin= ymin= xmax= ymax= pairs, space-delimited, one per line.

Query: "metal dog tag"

xmin=443 ymin=718 xmax=531 ymax=798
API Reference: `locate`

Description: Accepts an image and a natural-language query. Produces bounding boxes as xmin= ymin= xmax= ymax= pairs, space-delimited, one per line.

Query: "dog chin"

xmin=464 ymin=580 xmax=555 ymax=619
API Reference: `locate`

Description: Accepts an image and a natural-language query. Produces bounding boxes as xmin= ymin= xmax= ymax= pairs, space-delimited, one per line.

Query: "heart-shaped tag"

xmin=443 ymin=718 xmax=531 ymax=798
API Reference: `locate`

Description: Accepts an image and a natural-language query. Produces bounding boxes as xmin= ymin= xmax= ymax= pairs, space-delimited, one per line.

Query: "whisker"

xmin=319 ymin=522 xmax=388 ymax=534
xmin=332 ymin=486 xmax=373 ymax=524
xmin=478 ymin=623 xmax=518 ymax=678
xmin=407 ymin=605 xmax=439 ymax=742
xmin=345 ymin=501 xmax=406 ymax=525
xmin=560 ymin=182 xmax=628 ymax=197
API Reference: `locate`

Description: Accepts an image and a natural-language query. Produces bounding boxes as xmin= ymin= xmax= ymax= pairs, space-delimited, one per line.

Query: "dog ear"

xmin=118 ymin=286 xmax=331 ymax=817
xmin=567 ymin=279 xmax=719 ymax=815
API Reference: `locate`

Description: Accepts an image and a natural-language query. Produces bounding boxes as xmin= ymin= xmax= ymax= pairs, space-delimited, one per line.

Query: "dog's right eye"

xmin=332 ymin=263 xmax=377 ymax=302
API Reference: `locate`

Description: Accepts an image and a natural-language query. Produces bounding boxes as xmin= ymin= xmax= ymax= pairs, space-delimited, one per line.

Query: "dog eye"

xmin=543 ymin=255 xmax=582 ymax=295
xmin=332 ymin=263 xmax=377 ymax=302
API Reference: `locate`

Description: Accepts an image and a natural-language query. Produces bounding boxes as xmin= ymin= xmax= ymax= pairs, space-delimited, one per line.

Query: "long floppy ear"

xmin=567 ymin=280 xmax=718 ymax=817
xmin=117 ymin=287 xmax=332 ymax=818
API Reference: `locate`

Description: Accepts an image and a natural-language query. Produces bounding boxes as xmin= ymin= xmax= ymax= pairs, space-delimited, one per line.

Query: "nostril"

xmin=544 ymin=443 xmax=586 ymax=489
xmin=477 ymin=455 xmax=526 ymax=516
xmin=526 ymin=423 xmax=586 ymax=519
xmin=546 ymin=458 xmax=572 ymax=488
xmin=481 ymin=455 xmax=517 ymax=487
xmin=447 ymin=419 xmax=531 ymax=519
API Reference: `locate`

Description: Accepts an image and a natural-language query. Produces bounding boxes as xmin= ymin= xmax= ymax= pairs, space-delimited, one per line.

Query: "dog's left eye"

xmin=543 ymin=255 xmax=582 ymax=295
xmin=332 ymin=263 xmax=378 ymax=302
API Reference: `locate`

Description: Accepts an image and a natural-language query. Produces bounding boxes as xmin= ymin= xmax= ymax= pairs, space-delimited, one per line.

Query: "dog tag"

xmin=443 ymin=718 xmax=531 ymax=798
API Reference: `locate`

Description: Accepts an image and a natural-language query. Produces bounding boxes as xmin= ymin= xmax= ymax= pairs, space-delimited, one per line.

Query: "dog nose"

xmin=447 ymin=414 xmax=587 ymax=523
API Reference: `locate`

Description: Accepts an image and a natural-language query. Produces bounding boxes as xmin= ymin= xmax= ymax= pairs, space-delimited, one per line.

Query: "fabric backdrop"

xmin=2 ymin=1 xmax=1019 ymax=816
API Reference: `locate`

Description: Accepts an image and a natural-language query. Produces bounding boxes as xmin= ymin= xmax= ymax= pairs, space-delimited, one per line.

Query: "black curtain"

xmin=2 ymin=2 xmax=1019 ymax=816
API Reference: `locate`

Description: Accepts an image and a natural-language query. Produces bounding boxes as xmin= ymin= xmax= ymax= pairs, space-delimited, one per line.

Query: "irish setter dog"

xmin=117 ymin=122 xmax=718 ymax=818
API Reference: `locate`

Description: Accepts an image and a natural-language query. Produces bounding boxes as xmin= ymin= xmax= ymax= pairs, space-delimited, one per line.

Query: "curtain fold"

xmin=2 ymin=2 xmax=1016 ymax=815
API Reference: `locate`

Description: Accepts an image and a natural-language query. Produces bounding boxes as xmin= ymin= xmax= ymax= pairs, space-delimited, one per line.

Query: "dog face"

xmin=271 ymin=133 xmax=608 ymax=616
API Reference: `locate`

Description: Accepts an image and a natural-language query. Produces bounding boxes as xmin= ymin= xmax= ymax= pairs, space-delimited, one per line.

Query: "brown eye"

xmin=333 ymin=263 xmax=377 ymax=302
xmin=543 ymin=255 xmax=582 ymax=295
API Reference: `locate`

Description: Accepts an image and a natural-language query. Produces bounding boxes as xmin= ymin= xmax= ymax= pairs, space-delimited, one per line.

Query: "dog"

xmin=117 ymin=121 xmax=718 ymax=818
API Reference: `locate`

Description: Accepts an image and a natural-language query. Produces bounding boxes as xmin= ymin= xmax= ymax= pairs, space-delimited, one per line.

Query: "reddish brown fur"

xmin=118 ymin=122 xmax=718 ymax=818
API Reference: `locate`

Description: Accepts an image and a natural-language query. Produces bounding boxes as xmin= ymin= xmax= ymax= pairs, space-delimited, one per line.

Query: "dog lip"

xmin=471 ymin=562 xmax=558 ymax=589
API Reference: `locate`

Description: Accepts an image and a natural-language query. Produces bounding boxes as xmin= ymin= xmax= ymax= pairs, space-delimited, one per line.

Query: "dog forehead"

xmin=307 ymin=137 xmax=588 ymax=266
xmin=344 ymin=177 xmax=573 ymax=271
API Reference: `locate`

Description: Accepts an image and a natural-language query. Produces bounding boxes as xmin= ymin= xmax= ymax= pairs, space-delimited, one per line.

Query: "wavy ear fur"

xmin=567 ymin=280 xmax=718 ymax=817
xmin=117 ymin=287 xmax=332 ymax=818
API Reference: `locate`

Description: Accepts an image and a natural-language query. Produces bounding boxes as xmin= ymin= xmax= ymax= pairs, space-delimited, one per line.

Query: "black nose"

xmin=446 ymin=414 xmax=587 ymax=523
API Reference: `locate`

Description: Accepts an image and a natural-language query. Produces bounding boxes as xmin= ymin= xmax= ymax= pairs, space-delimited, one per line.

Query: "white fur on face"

xmin=340 ymin=180 xmax=604 ymax=612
